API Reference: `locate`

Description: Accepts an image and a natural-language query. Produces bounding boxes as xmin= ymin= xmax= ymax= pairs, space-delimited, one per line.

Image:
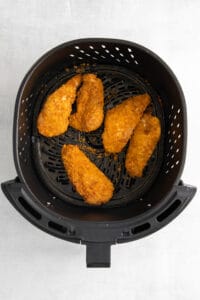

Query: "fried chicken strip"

xmin=125 ymin=113 xmax=161 ymax=177
xmin=37 ymin=74 xmax=82 ymax=137
xmin=69 ymin=74 xmax=104 ymax=132
xmin=61 ymin=144 xmax=114 ymax=205
xmin=102 ymin=94 xmax=151 ymax=153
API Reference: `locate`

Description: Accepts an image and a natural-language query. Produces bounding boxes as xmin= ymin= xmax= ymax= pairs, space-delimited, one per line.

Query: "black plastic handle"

xmin=1 ymin=177 xmax=197 ymax=268
xmin=86 ymin=243 xmax=111 ymax=268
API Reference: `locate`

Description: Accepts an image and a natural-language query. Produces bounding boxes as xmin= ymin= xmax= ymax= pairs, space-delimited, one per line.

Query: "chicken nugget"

xmin=69 ymin=74 xmax=104 ymax=132
xmin=37 ymin=74 xmax=82 ymax=137
xmin=125 ymin=113 xmax=161 ymax=177
xmin=61 ymin=144 xmax=114 ymax=205
xmin=102 ymin=94 xmax=151 ymax=153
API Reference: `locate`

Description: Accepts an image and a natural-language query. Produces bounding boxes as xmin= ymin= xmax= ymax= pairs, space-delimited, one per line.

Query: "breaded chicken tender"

xmin=102 ymin=94 xmax=151 ymax=153
xmin=37 ymin=74 xmax=82 ymax=137
xmin=61 ymin=144 xmax=114 ymax=205
xmin=125 ymin=113 xmax=161 ymax=177
xmin=69 ymin=74 xmax=104 ymax=132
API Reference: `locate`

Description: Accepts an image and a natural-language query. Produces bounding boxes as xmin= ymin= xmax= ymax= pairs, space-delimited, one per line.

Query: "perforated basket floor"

xmin=31 ymin=64 xmax=164 ymax=208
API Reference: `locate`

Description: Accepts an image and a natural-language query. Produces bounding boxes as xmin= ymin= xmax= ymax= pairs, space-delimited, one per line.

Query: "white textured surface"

xmin=0 ymin=0 xmax=200 ymax=299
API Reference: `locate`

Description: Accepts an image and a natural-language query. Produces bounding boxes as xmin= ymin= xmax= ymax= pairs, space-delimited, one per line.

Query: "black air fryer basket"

xmin=1 ymin=38 xmax=196 ymax=267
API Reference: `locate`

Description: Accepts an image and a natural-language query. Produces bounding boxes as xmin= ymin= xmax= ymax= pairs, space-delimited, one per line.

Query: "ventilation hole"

xmin=22 ymin=99 xmax=25 ymax=103
xmin=176 ymin=148 xmax=180 ymax=153
xmin=171 ymin=154 xmax=175 ymax=158
xmin=174 ymin=115 xmax=177 ymax=120
xmin=115 ymin=47 xmax=120 ymax=51
xmin=169 ymin=139 xmax=172 ymax=143
xmin=92 ymin=57 xmax=97 ymax=60
xmin=134 ymin=60 xmax=139 ymax=65
xmin=171 ymin=164 xmax=174 ymax=169
xmin=20 ymin=137 xmax=22 ymax=141
xmin=48 ymin=168 xmax=56 ymax=173
xmin=128 ymin=48 xmax=132 ymax=52
xmin=116 ymin=58 xmax=121 ymax=62
xmin=48 ymin=221 xmax=67 ymax=233
xmin=176 ymin=160 xmax=180 ymax=165
xmin=101 ymin=55 xmax=106 ymax=59
xmin=166 ymin=162 xmax=169 ymax=166
xmin=95 ymin=51 xmax=99 ymax=54
xmin=157 ymin=200 xmax=181 ymax=222
xmin=165 ymin=170 xmax=169 ymax=174
xmin=172 ymin=130 xmax=176 ymax=135
xmin=174 ymin=139 xmax=177 ymax=144
xmin=168 ymin=130 xmax=170 ymax=135
xmin=18 ymin=197 xmax=41 ymax=220
xmin=170 ymin=122 xmax=174 ymax=127
xmin=177 ymin=108 xmax=181 ymax=114
xmin=171 ymin=104 xmax=174 ymax=109
xmin=105 ymin=49 xmax=109 ymax=53
xmin=177 ymin=123 xmax=180 ymax=128
xmin=130 ymin=54 xmax=134 ymax=58
xmin=78 ymin=57 xmax=83 ymax=60
xmin=119 ymin=53 xmax=124 ymax=57
xmin=80 ymin=49 xmax=85 ymax=53
xmin=70 ymin=54 xmax=75 ymax=57
xmin=75 ymin=45 xmax=80 ymax=49
xmin=147 ymin=203 xmax=152 ymax=207
xmin=72 ymin=186 xmax=76 ymax=193
xmin=132 ymin=223 xmax=151 ymax=234
xmin=169 ymin=114 xmax=171 ymax=119
xmin=85 ymin=53 xmax=90 ymax=57
xmin=178 ymin=134 xmax=181 ymax=139
xmin=21 ymin=112 xmax=24 ymax=116
xmin=125 ymin=59 xmax=130 ymax=63
xmin=110 ymin=54 xmax=114 ymax=58
xmin=19 ymin=151 xmax=22 ymax=156
xmin=170 ymin=145 xmax=173 ymax=150
xmin=167 ymin=153 xmax=170 ymax=157
xmin=101 ymin=44 xmax=106 ymax=48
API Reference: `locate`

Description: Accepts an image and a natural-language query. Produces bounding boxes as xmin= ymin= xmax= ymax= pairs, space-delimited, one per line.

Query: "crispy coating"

xmin=69 ymin=74 xmax=104 ymax=132
xmin=37 ymin=74 xmax=82 ymax=137
xmin=61 ymin=144 xmax=114 ymax=205
xmin=125 ymin=113 xmax=161 ymax=177
xmin=102 ymin=94 xmax=151 ymax=153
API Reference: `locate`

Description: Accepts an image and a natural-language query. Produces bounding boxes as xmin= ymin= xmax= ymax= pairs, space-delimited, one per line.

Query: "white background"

xmin=0 ymin=0 xmax=200 ymax=299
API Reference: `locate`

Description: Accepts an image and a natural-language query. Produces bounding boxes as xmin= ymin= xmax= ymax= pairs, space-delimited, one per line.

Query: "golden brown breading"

xmin=61 ymin=144 xmax=114 ymax=205
xmin=102 ymin=94 xmax=151 ymax=153
xmin=69 ymin=74 xmax=104 ymax=132
xmin=125 ymin=113 xmax=161 ymax=177
xmin=37 ymin=74 xmax=82 ymax=137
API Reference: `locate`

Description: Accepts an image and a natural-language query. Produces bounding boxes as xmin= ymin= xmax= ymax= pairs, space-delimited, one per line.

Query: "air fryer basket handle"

xmin=86 ymin=242 xmax=111 ymax=268
xmin=1 ymin=177 xmax=197 ymax=268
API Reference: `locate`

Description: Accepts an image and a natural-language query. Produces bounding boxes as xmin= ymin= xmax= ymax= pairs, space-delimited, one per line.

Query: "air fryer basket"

xmin=1 ymin=38 xmax=196 ymax=267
